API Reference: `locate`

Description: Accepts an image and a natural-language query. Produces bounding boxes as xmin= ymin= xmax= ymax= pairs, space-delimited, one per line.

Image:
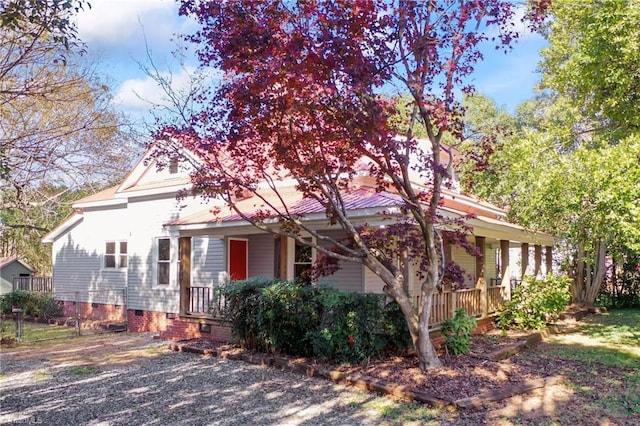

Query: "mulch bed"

xmin=169 ymin=328 xmax=552 ymax=406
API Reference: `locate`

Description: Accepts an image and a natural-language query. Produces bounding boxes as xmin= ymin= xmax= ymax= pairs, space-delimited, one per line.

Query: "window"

xmin=157 ymin=238 xmax=171 ymax=285
xmin=293 ymin=237 xmax=313 ymax=284
xmin=105 ymin=241 xmax=127 ymax=268
xmin=169 ymin=158 xmax=179 ymax=174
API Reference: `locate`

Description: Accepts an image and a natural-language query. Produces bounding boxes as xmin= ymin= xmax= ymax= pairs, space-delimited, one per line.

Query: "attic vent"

xmin=169 ymin=158 xmax=179 ymax=174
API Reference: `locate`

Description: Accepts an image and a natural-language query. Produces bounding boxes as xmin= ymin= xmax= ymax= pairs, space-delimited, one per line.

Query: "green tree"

xmin=459 ymin=0 xmax=640 ymax=305
xmin=539 ymin=0 xmax=640 ymax=138
xmin=461 ymin=94 xmax=640 ymax=306
xmin=0 ymin=0 xmax=139 ymax=271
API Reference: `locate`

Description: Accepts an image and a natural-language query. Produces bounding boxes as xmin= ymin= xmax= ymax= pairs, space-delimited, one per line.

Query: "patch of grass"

xmin=34 ymin=370 xmax=50 ymax=378
xmin=546 ymin=309 xmax=640 ymax=369
xmin=580 ymin=309 xmax=640 ymax=346
xmin=354 ymin=397 xmax=443 ymax=424
xmin=68 ymin=366 xmax=100 ymax=375
xmin=1 ymin=320 xmax=76 ymax=342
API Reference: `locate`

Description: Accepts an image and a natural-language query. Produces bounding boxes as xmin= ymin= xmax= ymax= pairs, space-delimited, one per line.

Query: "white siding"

xmin=124 ymin=196 xmax=183 ymax=312
xmin=451 ymin=245 xmax=476 ymax=287
xmin=191 ymin=236 xmax=225 ymax=286
xmin=364 ymin=266 xmax=386 ymax=294
xmin=248 ymin=234 xmax=274 ymax=277
xmin=485 ymin=248 xmax=498 ymax=284
xmin=52 ymin=207 xmax=128 ymax=304
xmin=50 ymin=193 xmax=218 ymax=313
xmin=317 ymin=230 xmax=363 ymax=293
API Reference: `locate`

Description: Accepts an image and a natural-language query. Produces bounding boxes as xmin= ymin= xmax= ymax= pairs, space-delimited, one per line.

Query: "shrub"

xmin=258 ymin=282 xmax=322 ymax=356
xmin=222 ymin=276 xmax=275 ymax=350
xmin=308 ymin=290 xmax=387 ymax=364
xmin=381 ymin=300 xmax=413 ymax=353
xmin=440 ymin=308 xmax=476 ymax=355
xmin=497 ymin=274 xmax=571 ymax=330
xmin=37 ymin=296 xmax=63 ymax=319
xmin=0 ymin=291 xmax=62 ymax=319
xmin=222 ymin=279 xmax=411 ymax=363
xmin=1 ymin=290 xmax=38 ymax=316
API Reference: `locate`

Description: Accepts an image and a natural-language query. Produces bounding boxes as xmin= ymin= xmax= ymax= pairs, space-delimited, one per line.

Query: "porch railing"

xmin=424 ymin=285 xmax=506 ymax=329
xmin=12 ymin=276 xmax=52 ymax=293
xmin=188 ymin=286 xmax=227 ymax=318
xmin=186 ymin=284 xmax=506 ymax=328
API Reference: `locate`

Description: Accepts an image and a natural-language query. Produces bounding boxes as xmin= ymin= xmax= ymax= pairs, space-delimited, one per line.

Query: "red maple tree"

xmin=163 ymin=0 xmax=520 ymax=369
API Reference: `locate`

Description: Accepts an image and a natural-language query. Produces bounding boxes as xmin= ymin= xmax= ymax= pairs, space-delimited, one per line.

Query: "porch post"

xmin=545 ymin=246 xmax=553 ymax=275
xmin=500 ymin=240 xmax=511 ymax=300
xmin=534 ymin=244 xmax=542 ymax=277
xmin=475 ymin=236 xmax=486 ymax=282
xmin=443 ymin=232 xmax=452 ymax=264
xmin=279 ymin=236 xmax=288 ymax=279
xmin=521 ymin=243 xmax=529 ymax=278
xmin=179 ymin=237 xmax=191 ymax=315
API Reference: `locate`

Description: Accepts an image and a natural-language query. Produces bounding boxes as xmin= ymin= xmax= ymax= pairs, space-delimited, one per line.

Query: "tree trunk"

xmin=573 ymin=243 xmax=586 ymax=303
xmin=417 ymin=287 xmax=442 ymax=369
xmin=584 ymin=241 xmax=607 ymax=306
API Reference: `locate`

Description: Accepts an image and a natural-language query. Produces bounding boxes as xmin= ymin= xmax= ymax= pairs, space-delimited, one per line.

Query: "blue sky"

xmin=76 ymin=0 xmax=547 ymax=126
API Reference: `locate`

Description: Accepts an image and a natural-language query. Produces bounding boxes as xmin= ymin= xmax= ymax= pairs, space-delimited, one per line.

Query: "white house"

xmin=43 ymin=144 xmax=554 ymax=340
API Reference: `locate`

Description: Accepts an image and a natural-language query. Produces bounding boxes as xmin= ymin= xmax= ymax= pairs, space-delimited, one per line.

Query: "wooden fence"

xmin=12 ymin=276 xmax=52 ymax=293
xmin=427 ymin=285 xmax=506 ymax=328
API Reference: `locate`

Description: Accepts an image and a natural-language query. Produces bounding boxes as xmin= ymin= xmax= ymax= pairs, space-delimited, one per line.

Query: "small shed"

xmin=0 ymin=257 xmax=35 ymax=295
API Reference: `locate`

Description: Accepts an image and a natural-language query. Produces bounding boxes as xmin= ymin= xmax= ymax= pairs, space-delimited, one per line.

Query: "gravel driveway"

xmin=0 ymin=334 xmax=393 ymax=425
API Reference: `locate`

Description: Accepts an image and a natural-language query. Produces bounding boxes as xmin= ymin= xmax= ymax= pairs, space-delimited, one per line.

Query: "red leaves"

xmin=171 ymin=0 xmax=518 ymax=285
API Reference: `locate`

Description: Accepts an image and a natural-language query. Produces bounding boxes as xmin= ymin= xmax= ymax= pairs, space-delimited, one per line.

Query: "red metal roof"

xmin=167 ymin=185 xmax=404 ymax=226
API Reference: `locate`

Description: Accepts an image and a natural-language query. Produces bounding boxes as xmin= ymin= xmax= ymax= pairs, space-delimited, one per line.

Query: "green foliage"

xmin=308 ymin=290 xmax=387 ymax=364
xmin=258 ymin=282 xmax=322 ymax=356
xmin=597 ymin=250 xmax=640 ymax=309
xmin=541 ymin=0 xmax=640 ymax=137
xmin=221 ymin=279 xmax=411 ymax=363
xmin=220 ymin=276 xmax=274 ymax=351
xmin=440 ymin=308 xmax=476 ymax=355
xmin=0 ymin=290 xmax=62 ymax=319
xmin=497 ymin=275 xmax=571 ymax=330
xmin=37 ymin=295 xmax=63 ymax=319
xmin=381 ymin=301 xmax=413 ymax=353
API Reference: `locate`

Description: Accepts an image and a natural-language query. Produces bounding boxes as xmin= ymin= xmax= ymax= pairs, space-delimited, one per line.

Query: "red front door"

xmin=229 ymin=239 xmax=248 ymax=280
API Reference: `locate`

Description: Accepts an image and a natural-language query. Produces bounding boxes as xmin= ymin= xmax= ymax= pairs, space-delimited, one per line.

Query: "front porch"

xmin=174 ymin=231 xmax=554 ymax=333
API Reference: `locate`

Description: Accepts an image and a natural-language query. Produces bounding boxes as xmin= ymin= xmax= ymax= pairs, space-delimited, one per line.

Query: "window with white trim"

xmin=157 ymin=238 xmax=171 ymax=285
xmin=293 ymin=237 xmax=313 ymax=284
xmin=105 ymin=241 xmax=127 ymax=268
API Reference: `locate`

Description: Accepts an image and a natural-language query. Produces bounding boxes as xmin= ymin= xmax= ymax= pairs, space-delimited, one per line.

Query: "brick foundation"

xmin=127 ymin=309 xmax=168 ymax=333
xmin=158 ymin=318 xmax=232 ymax=342
xmin=61 ymin=301 xmax=125 ymax=322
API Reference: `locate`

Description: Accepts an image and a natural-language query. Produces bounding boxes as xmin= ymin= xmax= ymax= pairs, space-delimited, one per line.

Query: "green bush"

xmin=381 ymin=300 xmax=413 ymax=353
xmin=497 ymin=274 xmax=571 ymax=330
xmin=440 ymin=308 xmax=476 ymax=355
xmin=308 ymin=290 xmax=387 ymax=364
xmin=221 ymin=279 xmax=411 ymax=363
xmin=1 ymin=290 xmax=38 ymax=316
xmin=37 ymin=295 xmax=63 ymax=319
xmin=222 ymin=276 xmax=275 ymax=351
xmin=0 ymin=291 xmax=62 ymax=319
xmin=258 ymin=282 xmax=322 ymax=356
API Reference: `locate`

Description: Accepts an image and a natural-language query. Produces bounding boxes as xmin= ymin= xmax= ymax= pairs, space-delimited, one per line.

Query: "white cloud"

xmin=77 ymin=0 xmax=180 ymax=46
xmin=113 ymin=66 xmax=194 ymax=110
xmin=510 ymin=5 xmax=539 ymax=40
xmin=113 ymin=66 xmax=221 ymax=112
